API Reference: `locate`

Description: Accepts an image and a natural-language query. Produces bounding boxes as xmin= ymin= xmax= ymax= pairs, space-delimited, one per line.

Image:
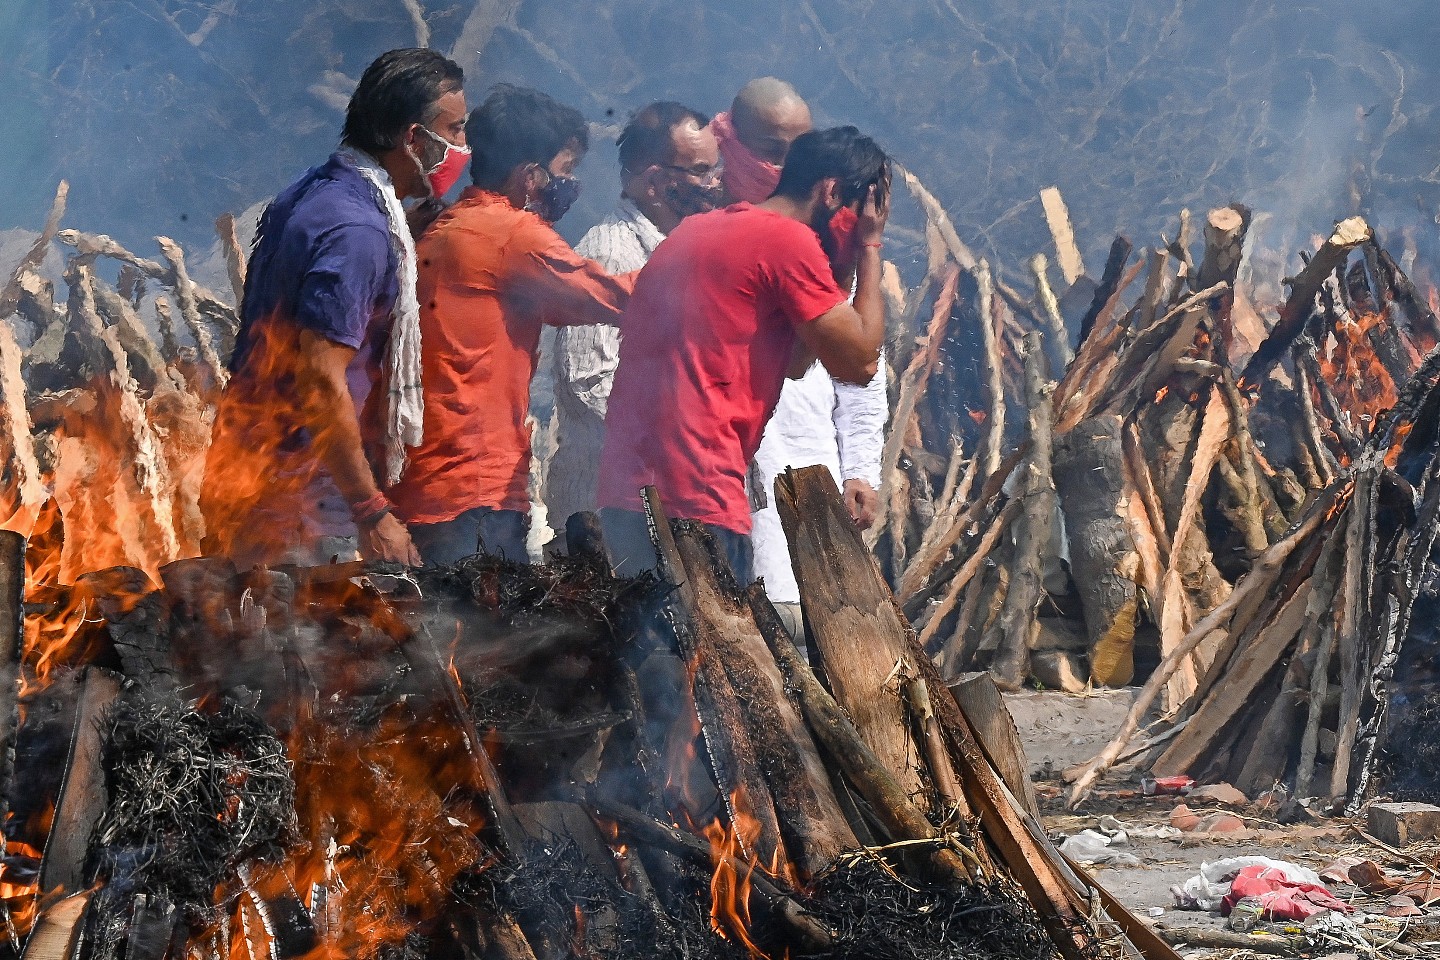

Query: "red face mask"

xmin=710 ymin=111 xmax=782 ymax=204
xmin=826 ymin=205 xmax=861 ymax=274
xmin=414 ymin=126 xmax=472 ymax=199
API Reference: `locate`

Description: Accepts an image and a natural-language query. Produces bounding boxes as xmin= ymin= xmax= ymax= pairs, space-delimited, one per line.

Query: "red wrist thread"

xmin=352 ymin=491 xmax=392 ymax=525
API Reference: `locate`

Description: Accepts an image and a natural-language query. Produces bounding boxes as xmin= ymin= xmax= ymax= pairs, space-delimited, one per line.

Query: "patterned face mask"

xmin=528 ymin=173 xmax=582 ymax=223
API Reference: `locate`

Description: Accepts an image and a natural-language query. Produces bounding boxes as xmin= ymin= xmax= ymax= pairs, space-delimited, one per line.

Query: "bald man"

xmin=711 ymin=77 xmax=812 ymax=205
xmin=711 ymin=80 xmax=888 ymax=638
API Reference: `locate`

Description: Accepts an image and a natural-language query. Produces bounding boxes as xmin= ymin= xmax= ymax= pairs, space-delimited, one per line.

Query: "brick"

xmin=1367 ymin=801 xmax=1440 ymax=847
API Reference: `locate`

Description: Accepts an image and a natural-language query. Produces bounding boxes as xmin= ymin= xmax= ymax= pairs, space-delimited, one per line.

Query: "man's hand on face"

xmin=843 ymin=478 xmax=880 ymax=530
xmin=857 ymin=181 xmax=890 ymax=247
xmin=360 ymin=512 xmax=422 ymax=566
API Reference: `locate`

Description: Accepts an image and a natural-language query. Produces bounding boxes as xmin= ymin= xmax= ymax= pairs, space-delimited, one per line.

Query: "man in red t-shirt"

xmin=597 ymin=126 xmax=889 ymax=582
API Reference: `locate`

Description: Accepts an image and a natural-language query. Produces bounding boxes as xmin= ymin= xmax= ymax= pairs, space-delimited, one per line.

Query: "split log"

xmin=939 ymin=557 xmax=1009 ymax=675
xmin=900 ymin=446 xmax=1025 ymax=620
xmin=152 ymin=296 xmax=181 ymax=365
xmin=989 ymin=334 xmax=1054 ymax=689
xmin=19 ymin=892 xmax=91 ymax=960
xmin=1077 ymin=236 xmax=1132 ymax=345
xmin=903 ymin=677 xmax=969 ymax=816
xmin=1136 ymin=248 xmax=1170 ymax=331
xmin=1376 ymin=245 xmax=1440 ymax=346
xmin=1233 ymin=589 xmax=1322 ymax=796
xmin=1240 ymin=216 xmax=1372 ymax=386
xmin=774 ymin=469 xmax=931 ymax=806
xmin=1150 ymin=580 xmax=1312 ymax=778
xmin=214 ymin=212 xmax=247 ymax=307
xmin=1329 ymin=465 xmax=1373 ymax=799
xmin=896 ymin=164 xmax=978 ymax=270
xmin=913 ymin=498 xmax=1021 ymax=651
xmin=89 ymin=279 xmax=172 ymax=393
xmin=155 ymin=236 xmax=228 ymax=388
xmin=948 ymin=673 xmax=1041 ymax=821
xmin=1165 ymin=208 xmax=1195 ymax=304
xmin=39 ymin=668 xmax=123 ymax=897
xmin=16 ymin=272 xmax=66 ymax=376
xmin=0 ymin=181 xmax=67 ymax=320
xmin=1217 ymin=369 xmax=1273 ymax=552
xmin=1039 ymin=187 xmax=1086 ymax=286
xmin=974 ymin=260 xmax=1006 ymax=482
xmin=1066 ymin=482 xmax=1342 ymax=806
xmin=667 ymin=522 xmax=858 ymax=878
xmin=0 ymin=319 xmax=44 ymax=515
xmin=900 ymin=441 xmax=968 ymax=589
xmin=776 ymin=465 xmax=1096 ymax=960
xmin=746 ymin=588 xmax=975 ymax=883
xmin=869 ymin=265 xmax=960 ymax=551
xmin=1053 ymin=414 xmax=1139 ymax=687
xmin=1028 ymin=253 xmax=1073 ymax=374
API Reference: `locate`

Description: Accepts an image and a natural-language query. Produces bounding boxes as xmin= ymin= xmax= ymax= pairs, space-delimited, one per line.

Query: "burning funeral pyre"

xmin=1 ymin=170 xmax=1440 ymax=958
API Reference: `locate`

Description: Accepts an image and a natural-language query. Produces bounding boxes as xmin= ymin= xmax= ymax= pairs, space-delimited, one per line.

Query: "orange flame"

xmin=703 ymin=802 xmax=767 ymax=958
xmin=1314 ymin=314 xmax=1398 ymax=431
xmin=0 ymin=838 xmax=42 ymax=943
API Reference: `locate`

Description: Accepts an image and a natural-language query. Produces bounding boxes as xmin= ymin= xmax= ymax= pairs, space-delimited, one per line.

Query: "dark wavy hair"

xmin=773 ymin=126 xmax=890 ymax=207
xmin=341 ymin=48 xmax=464 ymax=154
xmin=467 ymin=84 xmax=589 ymax=190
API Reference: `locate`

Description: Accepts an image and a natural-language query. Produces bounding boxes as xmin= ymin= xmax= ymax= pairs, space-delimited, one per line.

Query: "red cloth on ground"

xmin=1223 ymin=864 xmax=1354 ymax=920
xmin=710 ymin=111 xmax=782 ymax=204
xmin=597 ymin=203 xmax=846 ymax=534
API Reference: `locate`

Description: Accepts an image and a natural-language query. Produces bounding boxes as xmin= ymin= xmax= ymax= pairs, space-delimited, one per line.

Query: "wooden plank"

xmin=38 ymin=667 xmax=123 ymax=898
xmin=1039 ymin=187 xmax=1086 ymax=285
xmin=949 ymin=673 xmax=1042 ymax=821
xmin=18 ymin=891 xmax=90 ymax=960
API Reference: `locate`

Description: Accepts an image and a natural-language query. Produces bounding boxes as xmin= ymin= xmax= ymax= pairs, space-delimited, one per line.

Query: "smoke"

xmin=1 ymin=0 xmax=1439 ymax=280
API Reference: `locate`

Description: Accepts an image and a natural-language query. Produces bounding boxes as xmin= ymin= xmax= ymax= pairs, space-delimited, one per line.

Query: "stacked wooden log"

xmin=0 ymin=474 xmax=1187 ymax=959
xmin=873 ymin=178 xmax=1440 ymax=807
xmin=0 ymin=181 xmax=233 ymax=584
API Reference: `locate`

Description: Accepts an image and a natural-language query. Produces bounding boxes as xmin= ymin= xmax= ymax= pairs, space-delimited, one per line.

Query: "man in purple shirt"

xmin=201 ymin=48 xmax=467 ymax=567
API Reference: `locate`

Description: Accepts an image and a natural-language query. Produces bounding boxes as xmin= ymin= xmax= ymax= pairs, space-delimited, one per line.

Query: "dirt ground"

xmin=1005 ymin=688 xmax=1439 ymax=958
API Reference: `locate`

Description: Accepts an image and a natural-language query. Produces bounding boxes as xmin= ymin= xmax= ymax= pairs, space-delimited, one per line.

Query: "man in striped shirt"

xmin=546 ymin=102 xmax=722 ymax=538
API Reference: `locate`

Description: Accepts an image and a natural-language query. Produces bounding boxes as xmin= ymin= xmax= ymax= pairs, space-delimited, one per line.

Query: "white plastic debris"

xmin=1058 ymin=829 xmax=1141 ymax=867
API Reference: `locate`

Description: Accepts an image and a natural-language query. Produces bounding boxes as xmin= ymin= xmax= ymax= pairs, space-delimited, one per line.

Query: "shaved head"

xmin=730 ymin=77 xmax=812 ymax=165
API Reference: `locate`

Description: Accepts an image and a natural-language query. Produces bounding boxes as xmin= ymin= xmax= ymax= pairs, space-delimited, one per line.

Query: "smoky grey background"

xmin=2 ymin=0 xmax=1440 ymax=284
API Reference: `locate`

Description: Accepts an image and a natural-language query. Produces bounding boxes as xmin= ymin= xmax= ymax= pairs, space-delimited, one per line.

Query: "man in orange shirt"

xmin=387 ymin=85 xmax=634 ymax=564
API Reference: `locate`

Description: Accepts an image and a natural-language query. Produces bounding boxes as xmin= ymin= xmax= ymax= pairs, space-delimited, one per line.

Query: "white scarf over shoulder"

xmin=337 ymin=147 xmax=424 ymax=487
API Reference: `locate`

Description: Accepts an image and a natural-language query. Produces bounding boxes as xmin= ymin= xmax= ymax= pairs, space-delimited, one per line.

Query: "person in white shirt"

xmin=547 ymin=101 xmax=722 ymax=536
xmin=713 ymin=78 xmax=888 ymax=638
